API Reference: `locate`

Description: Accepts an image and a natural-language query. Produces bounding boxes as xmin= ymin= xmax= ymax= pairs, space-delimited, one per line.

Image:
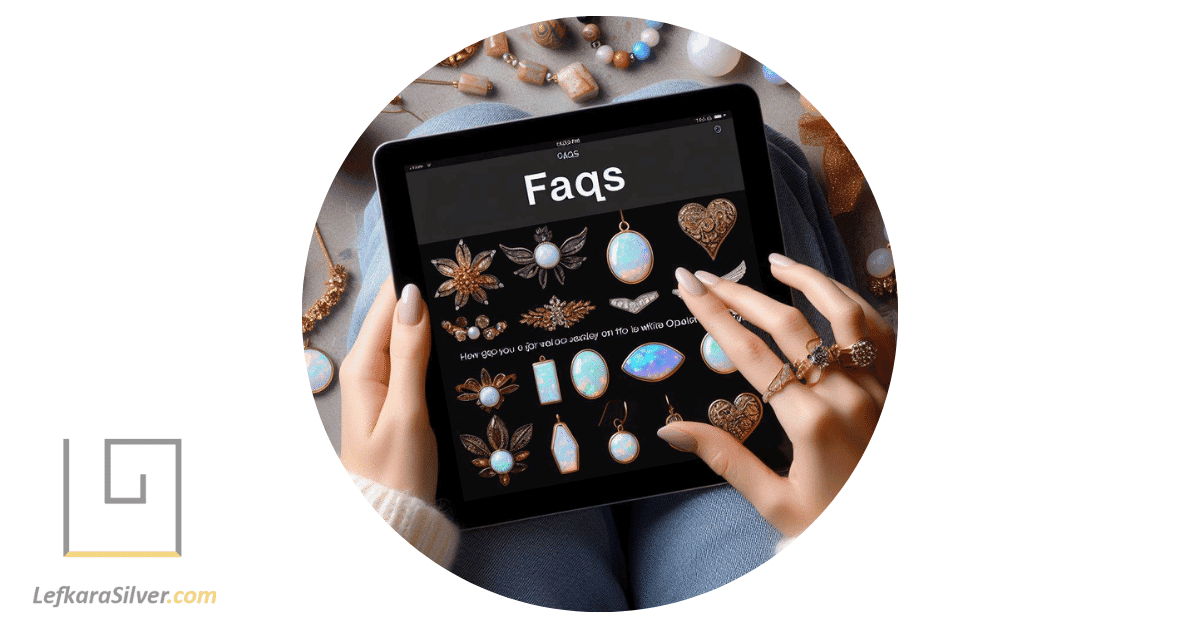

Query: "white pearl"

xmin=595 ymin=44 xmax=614 ymax=64
xmin=866 ymin=248 xmax=894 ymax=278
xmin=534 ymin=242 xmax=561 ymax=269
xmin=478 ymin=386 xmax=501 ymax=407
xmin=640 ymin=28 xmax=660 ymax=47
xmin=467 ymin=326 xmax=481 ymax=340
xmin=686 ymin=32 xmax=741 ymax=77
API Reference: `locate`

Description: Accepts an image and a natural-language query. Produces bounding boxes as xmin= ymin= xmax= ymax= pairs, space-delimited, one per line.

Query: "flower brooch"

xmin=431 ymin=240 xmax=504 ymax=310
xmin=460 ymin=417 xmax=532 ymax=486
xmin=500 ymin=226 xmax=587 ymax=288
xmin=455 ymin=368 xmax=518 ymax=412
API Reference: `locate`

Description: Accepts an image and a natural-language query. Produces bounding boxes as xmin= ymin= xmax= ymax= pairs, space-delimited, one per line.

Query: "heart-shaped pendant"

xmin=707 ymin=393 xmax=763 ymax=443
xmin=678 ymin=198 xmax=738 ymax=260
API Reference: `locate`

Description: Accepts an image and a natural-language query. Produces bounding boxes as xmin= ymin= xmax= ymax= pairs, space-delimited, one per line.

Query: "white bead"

xmin=595 ymin=44 xmax=614 ymax=64
xmin=640 ymin=28 xmax=660 ymax=47
xmin=467 ymin=326 xmax=481 ymax=340
xmin=866 ymin=248 xmax=894 ymax=278
xmin=534 ymin=242 xmax=561 ymax=269
xmin=478 ymin=386 xmax=501 ymax=407
xmin=686 ymin=32 xmax=742 ymax=77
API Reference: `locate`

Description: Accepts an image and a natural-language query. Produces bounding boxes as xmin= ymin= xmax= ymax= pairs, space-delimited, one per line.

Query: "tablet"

xmin=374 ymin=84 xmax=792 ymax=528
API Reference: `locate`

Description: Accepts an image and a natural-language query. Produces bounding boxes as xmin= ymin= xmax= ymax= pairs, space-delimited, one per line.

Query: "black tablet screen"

xmin=403 ymin=112 xmax=775 ymax=502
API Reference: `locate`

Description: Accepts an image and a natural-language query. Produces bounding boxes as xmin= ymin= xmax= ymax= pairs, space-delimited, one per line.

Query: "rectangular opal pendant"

xmin=532 ymin=357 xmax=562 ymax=405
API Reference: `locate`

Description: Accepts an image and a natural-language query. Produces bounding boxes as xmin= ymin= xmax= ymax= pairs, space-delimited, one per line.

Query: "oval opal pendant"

xmin=305 ymin=347 xmax=334 ymax=394
xmin=570 ymin=349 xmax=609 ymax=399
xmin=701 ymin=333 xmax=737 ymax=374
xmin=607 ymin=229 xmax=653 ymax=284
xmin=608 ymin=430 xmax=639 ymax=464
xmin=621 ymin=342 xmax=684 ymax=382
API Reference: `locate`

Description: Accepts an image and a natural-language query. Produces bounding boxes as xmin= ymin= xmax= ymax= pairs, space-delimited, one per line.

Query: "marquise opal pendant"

xmin=606 ymin=210 xmax=653 ymax=284
xmin=621 ymin=342 xmax=684 ymax=382
xmin=532 ymin=356 xmax=562 ymax=405
xmin=551 ymin=414 xmax=580 ymax=474
xmin=570 ymin=349 xmax=609 ymax=399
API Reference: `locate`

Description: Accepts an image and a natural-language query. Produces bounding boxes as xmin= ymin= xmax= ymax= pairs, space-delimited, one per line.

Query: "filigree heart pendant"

xmin=707 ymin=393 xmax=763 ymax=443
xmin=678 ymin=198 xmax=737 ymax=260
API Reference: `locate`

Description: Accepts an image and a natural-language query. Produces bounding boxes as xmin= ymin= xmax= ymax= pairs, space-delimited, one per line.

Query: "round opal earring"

xmin=606 ymin=209 xmax=653 ymax=284
xmin=599 ymin=400 xmax=639 ymax=464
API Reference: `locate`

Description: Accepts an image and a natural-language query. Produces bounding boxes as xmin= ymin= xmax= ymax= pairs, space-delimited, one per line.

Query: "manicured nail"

xmin=675 ymin=267 xmax=706 ymax=296
xmin=398 ymin=283 xmax=422 ymax=325
xmin=695 ymin=270 xmax=720 ymax=286
xmin=657 ymin=426 xmax=697 ymax=452
xmin=769 ymin=253 xmax=795 ymax=267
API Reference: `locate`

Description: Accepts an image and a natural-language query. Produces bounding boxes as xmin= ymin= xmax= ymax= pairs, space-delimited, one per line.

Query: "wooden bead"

xmin=517 ymin=60 xmax=549 ymax=85
xmin=456 ymin=73 xmax=492 ymax=96
xmin=484 ymin=33 xmax=509 ymax=58
xmin=613 ymin=50 xmax=632 ymax=69
xmin=582 ymin=23 xmax=600 ymax=43
xmin=532 ymin=19 xmax=567 ymax=49
xmin=556 ymin=62 xmax=599 ymax=102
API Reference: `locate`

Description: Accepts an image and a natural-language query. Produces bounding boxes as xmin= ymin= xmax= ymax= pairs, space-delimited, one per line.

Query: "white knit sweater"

xmin=349 ymin=474 xmax=459 ymax=568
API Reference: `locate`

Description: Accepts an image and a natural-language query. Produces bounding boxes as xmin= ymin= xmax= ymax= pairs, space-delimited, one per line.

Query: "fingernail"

xmin=769 ymin=253 xmax=795 ymax=267
xmin=657 ymin=426 xmax=697 ymax=452
xmin=398 ymin=283 xmax=421 ymax=325
xmin=675 ymin=267 xmax=706 ymax=296
xmin=695 ymin=270 xmax=720 ymax=286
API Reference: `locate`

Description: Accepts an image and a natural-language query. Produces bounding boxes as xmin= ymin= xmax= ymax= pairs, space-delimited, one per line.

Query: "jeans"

xmin=345 ymin=81 xmax=853 ymax=610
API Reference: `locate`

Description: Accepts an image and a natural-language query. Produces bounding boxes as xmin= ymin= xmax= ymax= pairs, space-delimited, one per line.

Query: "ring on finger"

xmin=829 ymin=339 xmax=877 ymax=368
xmin=762 ymin=363 xmax=802 ymax=404
xmin=790 ymin=338 xmax=830 ymax=385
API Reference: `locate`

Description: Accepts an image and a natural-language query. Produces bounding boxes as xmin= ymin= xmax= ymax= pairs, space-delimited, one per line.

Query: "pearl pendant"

xmin=867 ymin=247 xmax=895 ymax=278
xmin=686 ymin=32 xmax=741 ymax=77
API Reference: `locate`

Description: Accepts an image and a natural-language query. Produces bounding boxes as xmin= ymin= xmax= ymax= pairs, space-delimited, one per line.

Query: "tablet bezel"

xmin=373 ymin=84 xmax=791 ymax=528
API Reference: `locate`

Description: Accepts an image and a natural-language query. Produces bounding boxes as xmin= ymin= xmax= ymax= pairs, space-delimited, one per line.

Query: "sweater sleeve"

xmin=349 ymin=473 xmax=460 ymax=569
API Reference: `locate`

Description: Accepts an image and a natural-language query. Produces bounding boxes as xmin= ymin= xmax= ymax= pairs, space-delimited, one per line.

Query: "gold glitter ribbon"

xmin=798 ymin=95 xmax=864 ymax=217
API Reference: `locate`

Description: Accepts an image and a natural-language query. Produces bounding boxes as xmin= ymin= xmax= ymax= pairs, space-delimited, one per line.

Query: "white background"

xmin=2 ymin=0 xmax=1197 ymax=625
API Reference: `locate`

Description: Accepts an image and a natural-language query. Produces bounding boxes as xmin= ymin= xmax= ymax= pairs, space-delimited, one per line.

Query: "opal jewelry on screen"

xmin=442 ymin=315 xmax=507 ymax=342
xmin=484 ymin=32 xmax=600 ymax=103
xmin=532 ymin=355 xmax=563 ymax=405
xmin=607 ymin=209 xmax=654 ymax=284
xmin=762 ymin=363 xmax=800 ymax=405
xmin=663 ymin=395 xmax=688 ymax=452
xmin=570 ymin=349 xmax=609 ymax=399
xmin=599 ymin=400 xmax=639 ymax=464
xmin=700 ymin=332 xmax=737 ymax=374
xmin=621 ymin=342 xmax=684 ymax=382
xmin=708 ymin=393 xmax=763 ymax=443
xmin=550 ymin=414 xmax=581 ymax=474
xmin=500 ymin=226 xmax=587 ymax=289
xmin=455 ymin=369 xmax=519 ymax=412
xmin=431 ymin=239 xmax=504 ymax=310
xmin=303 ymin=225 xmax=349 ymax=395
xmin=830 ymin=339 xmax=878 ymax=368
xmin=460 ymin=417 xmax=532 ymax=487
xmin=672 ymin=261 xmax=745 ymax=296
xmin=577 ymin=18 xmax=662 ymax=69
xmin=520 ymin=296 xmax=595 ymax=331
xmin=609 ymin=291 xmax=659 ymax=314
xmin=678 ymin=198 xmax=737 ymax=260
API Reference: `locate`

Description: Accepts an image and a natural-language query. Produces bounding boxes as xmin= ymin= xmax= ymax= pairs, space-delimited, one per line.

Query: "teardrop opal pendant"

xmin=606 ymin=211 xmax=653 ymax=284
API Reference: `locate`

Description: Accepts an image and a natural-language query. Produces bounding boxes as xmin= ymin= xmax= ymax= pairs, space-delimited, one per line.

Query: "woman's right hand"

xmin=660 ymin=254 xmax=896 ymax=537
